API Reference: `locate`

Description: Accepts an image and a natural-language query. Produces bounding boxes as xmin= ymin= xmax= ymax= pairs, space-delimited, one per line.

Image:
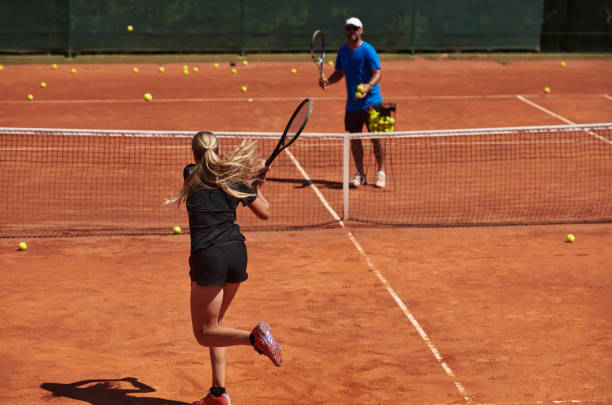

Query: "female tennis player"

xmin=168 ymin=131 xmax=283 ymax=405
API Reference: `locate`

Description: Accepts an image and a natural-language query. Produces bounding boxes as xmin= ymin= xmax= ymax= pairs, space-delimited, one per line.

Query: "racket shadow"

xmin=40 ymin=377 xmax=189 ymax=405
xmin=267 ymin=177 xmax=342 ymax=190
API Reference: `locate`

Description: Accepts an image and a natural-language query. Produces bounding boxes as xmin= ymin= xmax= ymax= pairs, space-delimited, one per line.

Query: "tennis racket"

xmin=265 ymin=98 xmax=313 ymax=167
xmin=311 ymin=30 xmax=326 ymax=89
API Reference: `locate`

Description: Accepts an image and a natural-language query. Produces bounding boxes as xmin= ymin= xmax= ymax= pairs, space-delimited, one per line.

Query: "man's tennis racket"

xmin=311 ymin=30 xmax=326 ymax=89
xmin=265 ymin=98 xmax=313 ymax=167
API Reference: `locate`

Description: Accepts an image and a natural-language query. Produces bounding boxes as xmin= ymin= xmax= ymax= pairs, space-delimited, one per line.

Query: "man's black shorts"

xmin=344 ymin=104 xmax=381 ymax=133
xmin=189 ymin=241 xmax=248 ymax=286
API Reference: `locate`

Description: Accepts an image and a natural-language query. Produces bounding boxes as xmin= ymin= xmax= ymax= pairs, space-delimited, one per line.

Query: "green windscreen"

xmin=0 ymin=0 xmax=544 ymax=54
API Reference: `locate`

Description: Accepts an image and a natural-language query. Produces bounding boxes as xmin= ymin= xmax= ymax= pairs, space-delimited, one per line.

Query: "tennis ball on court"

xmin=355 ymin=91 xmax=363 ymax=99
xmin=40 ymin=82 xmax=47 ymax=88
xmin=357 ymin=84 xmax=365 ymax=92
xmin=241 ymin=86 xmax=247 ymax=92
xmin=193 ymin=66 xmax=199 ymax=72
xmin=242 ymin=60 xmax=248 ymax=66
xmin=70 ymin=68 xmax=77 ymax=74
xmin=183 ymin=69 xmax=189 ymax=75
xmin=182 ymin=65 xmax=188 ymax=70
xmin=159 ymin=66 xmax=165 ymax=72
xmin=51 ymin=63 xmax=58 ymax=70
xmin=544 ymin=86 xmax=551 ymax=94
xmin=0 ymin=64 xmax=4 ymax=71
xmin=132 ymin=67 xmax=139 ymax=73
xmin=213 ymin=63 xmax=219 ymax=69
xmin=27 ymin=94 xmax=34 ymax=101
xmin=290 ymin=68 xmax=297 ymax=74
xmin=172 ymin=226 xmax=182 ymax=234
xmin=127 ymin=25 xmax=133 ymax=32
xmin=566 ymin=233 xmax=575 ymax=243
xmin=327 ymin=60 xmax=334 ymax=66
xmin=231 ymin=68 xmax=237 ymax=74
xmin=143 ymin=93 xmax=152 ymax=101
xmin=560 ymin=61 xmax=566 ymax=67
xmin=18 ymin=242 xmax=28 ymax=251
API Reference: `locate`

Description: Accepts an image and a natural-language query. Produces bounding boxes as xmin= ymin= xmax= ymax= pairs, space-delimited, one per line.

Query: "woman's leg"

xmin=208 ymin=282 xmax=242 ymax=388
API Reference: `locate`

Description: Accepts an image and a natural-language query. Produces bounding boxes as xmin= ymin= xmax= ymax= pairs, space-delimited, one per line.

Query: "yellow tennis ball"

xmin=132 ymin=67 xmax=139 ymax=73
xmin=183 ymin=69 xmax=189 ymax=75
xmin=560 ymin=61 xmax=566 ymax=67
xmin=213 ymin=63 xmax=219 ymax=69
xmin=327 ymin=60 xmax=334 ymax=66
xmin=355 ymin=91 xmax=363 ymax=99
xmin=193 ymin=66 xmax=199 ymax=72
xmin=51 ymin=63 xmax=58 ymax=70
xmin=127 ymin=25 xmax=133 ymax=32
xmin=290 ymin=68 xmax=297 ymax=74
xmin=143 ymin=93 xmax=152 ymax=101
xmin=159 ymin=66 xmax=165 ymax=72
xmin=172 ymin=226 xmax=182 ymax=234
xmin=544 ymin=86 xmax=551 ymax=94
xmin=242 ymin=60 xmax=248 ymax=66
xmin=40 ymin=82 xmax=47 ymax=88
xmin=182 ymin=65 xmax=188 ymax=70
xmin=18 ymin=242 xmax=28 ymax=251
xmin=241 ymin=86 xmax=247 ymax=92
xmin=0 ymin=64 xmax=4 ymax=71
xmin=357 ymin=84 xmax=365 ymax=92
xmin=27 ymin=94 xmax=34 ymax=101
xmin=231 ymin=68 xmax=237 ymax=74
xmin=566 ymin=234 xmax=575 ymax=243
xmin=70 ymin=68 xmax=77 ymax=74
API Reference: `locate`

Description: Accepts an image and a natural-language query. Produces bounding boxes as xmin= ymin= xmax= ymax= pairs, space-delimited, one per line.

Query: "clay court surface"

xmin=1 ymin=58 xmax=611 ymax=404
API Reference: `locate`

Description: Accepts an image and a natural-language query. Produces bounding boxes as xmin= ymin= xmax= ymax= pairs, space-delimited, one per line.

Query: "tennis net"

xmin=1 ymin=124 xmax=611 ymax=237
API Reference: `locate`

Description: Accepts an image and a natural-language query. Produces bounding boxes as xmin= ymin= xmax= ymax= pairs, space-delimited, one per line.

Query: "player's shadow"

xmin=268 ymin=177 xmax=342 ymax=189
xmin=40 ymin=377 xmax=189 ymax=405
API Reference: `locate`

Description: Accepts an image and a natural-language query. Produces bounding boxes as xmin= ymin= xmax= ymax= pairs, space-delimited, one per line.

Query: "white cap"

xmin=344 ymin=17 xmax=363 ymax=28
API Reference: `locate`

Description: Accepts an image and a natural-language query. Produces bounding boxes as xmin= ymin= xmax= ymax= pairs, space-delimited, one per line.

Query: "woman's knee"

xmin=193 ymin=320 xmax=223 ymax=346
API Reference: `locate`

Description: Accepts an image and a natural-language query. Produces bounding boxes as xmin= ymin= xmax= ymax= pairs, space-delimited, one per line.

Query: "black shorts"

xmin=189 ymin=241 xmax=248 ymax=286
xmin=344 ymin=104 xmax=382 ymax=133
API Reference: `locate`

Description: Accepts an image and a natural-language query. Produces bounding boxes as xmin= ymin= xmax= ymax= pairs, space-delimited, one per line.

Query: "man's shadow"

xmin=40 ymin=377 xmax=189 ymax=405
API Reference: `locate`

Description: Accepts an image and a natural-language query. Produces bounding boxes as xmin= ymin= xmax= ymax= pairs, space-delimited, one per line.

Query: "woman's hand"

xmin=252 ymin=160 xmax=270 ymax=188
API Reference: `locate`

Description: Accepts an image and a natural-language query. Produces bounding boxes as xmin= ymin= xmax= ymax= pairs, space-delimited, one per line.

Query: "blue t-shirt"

xmin=335 ymin=41 xmax=383 ymax=111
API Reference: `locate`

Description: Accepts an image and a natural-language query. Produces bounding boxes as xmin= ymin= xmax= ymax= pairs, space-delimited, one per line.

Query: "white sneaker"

xmin=375 ymin=171 xmax=387 ymax=188
xmin=350 ymin=172 xmax=366 ymax=188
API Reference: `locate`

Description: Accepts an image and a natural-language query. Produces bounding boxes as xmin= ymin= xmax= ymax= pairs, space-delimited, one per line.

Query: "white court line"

xmin=0 ymin=93 xmax=609 ymax=105
xmin=515 ymin=95 xmax=612 ymax=146
xmin=605 ymin=94 xmax=612 ymax=101
xmin=284 ymin=148 xmax=471 ymax=403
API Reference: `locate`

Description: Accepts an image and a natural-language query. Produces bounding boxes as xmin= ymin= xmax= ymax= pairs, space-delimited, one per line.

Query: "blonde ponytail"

xmin=167 ymin=131 xmax=261 ymax=205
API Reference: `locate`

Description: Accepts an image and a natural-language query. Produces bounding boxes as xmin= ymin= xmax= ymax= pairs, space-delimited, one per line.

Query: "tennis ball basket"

xmin=367 ymin=102 xmax=397 ymax=132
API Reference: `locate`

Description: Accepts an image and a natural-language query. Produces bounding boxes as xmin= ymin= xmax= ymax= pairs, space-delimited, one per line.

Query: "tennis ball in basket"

xmin=27 ymin=94 xmax=34 ymax=101
xmin=357 ymin=84 xmax=365 ymax=92
xmin=40 ymin=82 xmax=47 ymax=88
xmin=143 ymin=93 xmax=152 ymax=101
xmin=172 ymin=226 xmax=182 ymax=234
xmin=241 ymin=86 xmax=247 ymax=92
xmin=18 ymin=242 xmax=28 ymax=251
xmin=566 ymin=234 xmax=575 ymax=243
xmin=355 ymin=91 xmax=363 ymax=99
xmin=231 ymin=68 xmax=237 ymax=74
xmin=544 ymin=86 xmax=551 ymax=94
xmin=70 ymin=68 xmax=77 ymax=74
xmin=51 ymin=63 xmax=58 ymax=70
xmin=159 ymin=66 xmax=165 ymax=72
xmin=127 ymin=25 xmax=133 ymax=32
xmin=291 ymin=68 xmax=297 ymax=74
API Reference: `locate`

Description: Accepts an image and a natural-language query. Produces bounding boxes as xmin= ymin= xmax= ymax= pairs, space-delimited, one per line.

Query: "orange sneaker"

xmin=192 ymin=392 xmax=231 ymax=405
xmin=251 ymin=321 xmax=283 ymax=367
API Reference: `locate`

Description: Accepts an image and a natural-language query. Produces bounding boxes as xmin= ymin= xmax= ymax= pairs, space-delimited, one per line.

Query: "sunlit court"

xmin=1 ymin=3 xmax=612 ymax=405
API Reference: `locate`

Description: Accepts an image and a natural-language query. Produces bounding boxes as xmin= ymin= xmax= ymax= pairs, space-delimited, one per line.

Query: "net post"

xmin=342 ymin=134 xmax=350 ymax=220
